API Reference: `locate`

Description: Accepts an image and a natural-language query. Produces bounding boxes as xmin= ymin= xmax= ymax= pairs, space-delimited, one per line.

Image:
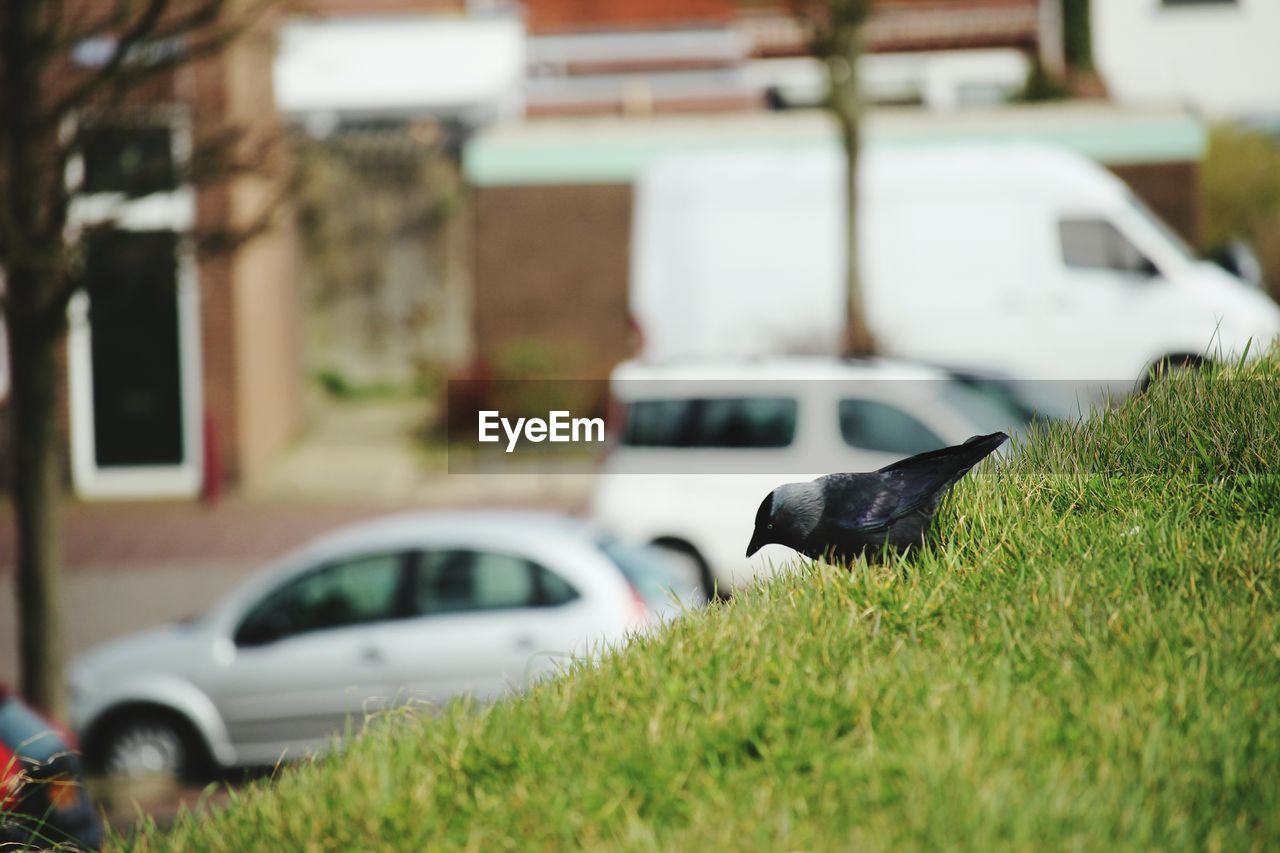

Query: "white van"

xmin=590 ymin=357 xmax=1037 ymax=596
xmin=631 ymin=144 xmax=1280 ymax=381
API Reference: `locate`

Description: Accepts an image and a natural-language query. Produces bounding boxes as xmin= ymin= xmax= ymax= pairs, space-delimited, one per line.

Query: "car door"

xmin=380 ymin=548 xmax=588 ymax=708
xmin=202 ymin=551 xmax=410 ymax=763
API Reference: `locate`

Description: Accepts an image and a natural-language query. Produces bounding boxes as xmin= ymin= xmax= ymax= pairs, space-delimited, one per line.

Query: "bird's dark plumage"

xmin=746 ymin=431 xmax=1008 ymax=563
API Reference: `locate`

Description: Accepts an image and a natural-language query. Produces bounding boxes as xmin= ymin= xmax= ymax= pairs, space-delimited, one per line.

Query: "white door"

xmin=1041 ymin=216 xmax=1171 ymax=383
xmin=67 ymin=118 xmax=203 ymax=499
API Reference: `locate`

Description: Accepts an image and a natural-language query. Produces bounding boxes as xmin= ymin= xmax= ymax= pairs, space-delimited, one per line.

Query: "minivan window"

xmin=235 ymin=553 xmax=404 ymax=646
xmin=1059 ymin=218 xmax=1158 ymax=276
xmin=622 ymin=397 xmax=797 ymax=448
xmin=839 ymin=399 xmax=943 ymax=456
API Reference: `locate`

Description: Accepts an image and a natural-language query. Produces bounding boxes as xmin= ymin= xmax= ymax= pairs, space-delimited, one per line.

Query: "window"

xmin=235 ymin=553 xmax=405 ymax=646
xmin=411 ymin=550 xmax=579 ymax=616
xmin=622 ymin=397 xmax=797 ymax=448
xmin=539 ymin=567 xmax=580 ymax=607
xmin=839 ymin=399 xmax=943 ymax=456
xmin=1059 ymin=218 xmax=1158 ymax=276
xmin=81 ymin=124 xmax=176 ymax=196
xmin=83 ymin=230 xmax=183 ymax=467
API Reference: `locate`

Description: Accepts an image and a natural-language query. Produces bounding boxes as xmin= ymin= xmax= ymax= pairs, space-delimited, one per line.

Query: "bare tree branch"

xmin=46 ymin=0 xmax=275 ymax=126
xmin=49 ymin=0 xmax=173 ymax=123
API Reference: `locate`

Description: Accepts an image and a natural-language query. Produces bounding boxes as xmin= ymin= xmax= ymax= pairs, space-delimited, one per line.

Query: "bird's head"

xmin=746 ymin=481 xmax=823 ymax=557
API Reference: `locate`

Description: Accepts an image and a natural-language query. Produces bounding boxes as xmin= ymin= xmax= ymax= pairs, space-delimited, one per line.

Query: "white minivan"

xmin=591 ymin=357 xmax=1037 ymax=596
xmin=632 ymin=143 xmax=1280 ymax=381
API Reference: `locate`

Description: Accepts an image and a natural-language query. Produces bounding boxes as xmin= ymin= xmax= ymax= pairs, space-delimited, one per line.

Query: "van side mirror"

xmin=1133 ymin=258 xmax=1160 ymax=279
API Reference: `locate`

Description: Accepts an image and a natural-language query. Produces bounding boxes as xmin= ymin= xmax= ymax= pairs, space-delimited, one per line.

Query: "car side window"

xmin=235 ymin=553 xmax=405 ymax=647
xmin=538 ymin=565 xmax=581 ymax=606
xmin=411 ymin=550 xmax=579 ymax=616
xmin=839 ymin=399 xmax=944 ymax=456
xmin=1059 ymin=218 xmax=1158 ymax=276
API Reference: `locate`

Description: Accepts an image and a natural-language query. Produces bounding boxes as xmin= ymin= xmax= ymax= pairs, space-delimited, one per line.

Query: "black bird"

xmin=746 ymin=431 xmax=1008 ymax=563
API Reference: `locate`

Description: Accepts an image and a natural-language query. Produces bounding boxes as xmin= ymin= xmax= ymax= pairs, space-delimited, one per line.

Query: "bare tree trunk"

xmin=826 ymin=50 xmax=875 ymax=356
xmin=6 ymin=301 xmax=65 ymax=718
xmin=3 ymin=0 xmax=68 ymax=718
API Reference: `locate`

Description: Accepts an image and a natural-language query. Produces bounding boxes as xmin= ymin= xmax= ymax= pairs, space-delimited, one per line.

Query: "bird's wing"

xmin=819 ymin=473 xmax=908 ymax=533
xmin=824 ymin=432 xmax=1008 ymax=532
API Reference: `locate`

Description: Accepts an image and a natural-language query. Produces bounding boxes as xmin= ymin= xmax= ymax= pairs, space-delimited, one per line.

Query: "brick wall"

xmin=215 ymin=17 xmax=304 ymax=486
xmin=300 ymin=0 xmax=463 ymax=14
xmin=472 ymin=184 xmax=635 ymax=378
xmin=1108 ymin=160 xmax=1199 ymax=246
xmin=524 ymin=0 xmax=736 ymax=33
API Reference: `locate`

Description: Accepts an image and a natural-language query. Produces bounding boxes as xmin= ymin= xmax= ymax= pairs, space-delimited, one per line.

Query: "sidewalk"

xmin=0 ymin=398 xmax=596 ymax=574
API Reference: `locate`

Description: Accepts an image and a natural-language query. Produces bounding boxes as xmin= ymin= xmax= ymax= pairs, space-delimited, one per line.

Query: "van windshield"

xmin=1126 ymin=190 xmax=1195 ymax=263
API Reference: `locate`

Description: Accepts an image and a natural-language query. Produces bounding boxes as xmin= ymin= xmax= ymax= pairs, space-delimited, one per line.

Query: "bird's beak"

xmin=745 ymin=531 xmax=764 ymax=558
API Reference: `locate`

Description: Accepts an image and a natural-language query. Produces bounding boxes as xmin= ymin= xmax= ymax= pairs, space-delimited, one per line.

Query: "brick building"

xmin=460 ymin=0 xmax=1090 ymax=379
xmin=2 ymin=7 xmax=305 ymax=500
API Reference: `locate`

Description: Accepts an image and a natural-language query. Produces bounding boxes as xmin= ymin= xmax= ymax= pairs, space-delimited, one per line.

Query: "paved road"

xmin=0 ymin=479 xmax=592 ymax=684
xmin=0 ymin=560 xmax=263 ymax=685
xmin=0 ymin=499 xmax=384 ymax=683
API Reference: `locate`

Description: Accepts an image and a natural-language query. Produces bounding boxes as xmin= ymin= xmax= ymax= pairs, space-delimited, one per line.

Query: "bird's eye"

xmin=767 ymin=523 xmax=773 ymax=530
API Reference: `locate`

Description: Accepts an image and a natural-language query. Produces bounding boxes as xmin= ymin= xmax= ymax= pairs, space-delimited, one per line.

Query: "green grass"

xmin=120 ymin=353 xmax=1280 ymax=851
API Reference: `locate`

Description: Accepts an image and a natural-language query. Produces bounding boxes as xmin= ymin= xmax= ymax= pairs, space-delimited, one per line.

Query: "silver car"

xmin=68 ymin=511 xmax=692 ymax=781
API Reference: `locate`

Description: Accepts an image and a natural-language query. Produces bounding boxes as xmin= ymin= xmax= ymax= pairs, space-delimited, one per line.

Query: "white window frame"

xmin=65 ymin=109 xmax=204 ymax=499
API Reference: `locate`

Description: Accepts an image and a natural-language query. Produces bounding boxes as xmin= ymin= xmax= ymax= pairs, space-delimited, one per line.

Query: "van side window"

xmin=1059 ymin=218 xmax=1158 ymax=276
xmin=623 ymin=398 xmax=797 ymax=448
xmin=839 ymin=399 xmax=943 ymax=456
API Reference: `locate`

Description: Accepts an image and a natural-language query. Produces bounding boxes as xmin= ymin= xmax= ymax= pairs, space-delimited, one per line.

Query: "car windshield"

xmin=597 ymin=538 xmax=699 ymax=618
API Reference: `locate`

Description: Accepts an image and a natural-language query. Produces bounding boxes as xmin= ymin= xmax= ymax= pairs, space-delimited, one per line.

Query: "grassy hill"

xmin=120 ymin=353 xmax=1280 ymax=851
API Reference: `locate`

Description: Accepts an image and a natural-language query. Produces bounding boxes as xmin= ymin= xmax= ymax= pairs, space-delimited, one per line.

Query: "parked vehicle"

xmin=68 ymin=512 xmax=693 ymax=782
xmin=1 ymin=685 xmax=103 ymax=850
xmin=591 ymin=357 xmax=1037 ymax=595
xmin=632 ymin=143 xmax=1280 ymax=382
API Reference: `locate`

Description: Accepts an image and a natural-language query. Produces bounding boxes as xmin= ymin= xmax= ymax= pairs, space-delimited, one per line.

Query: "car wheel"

xmin=96 ymin=712 xmax=204 ymax=783
xmin=1140 ymin=355 xmax=1205 ymax=392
